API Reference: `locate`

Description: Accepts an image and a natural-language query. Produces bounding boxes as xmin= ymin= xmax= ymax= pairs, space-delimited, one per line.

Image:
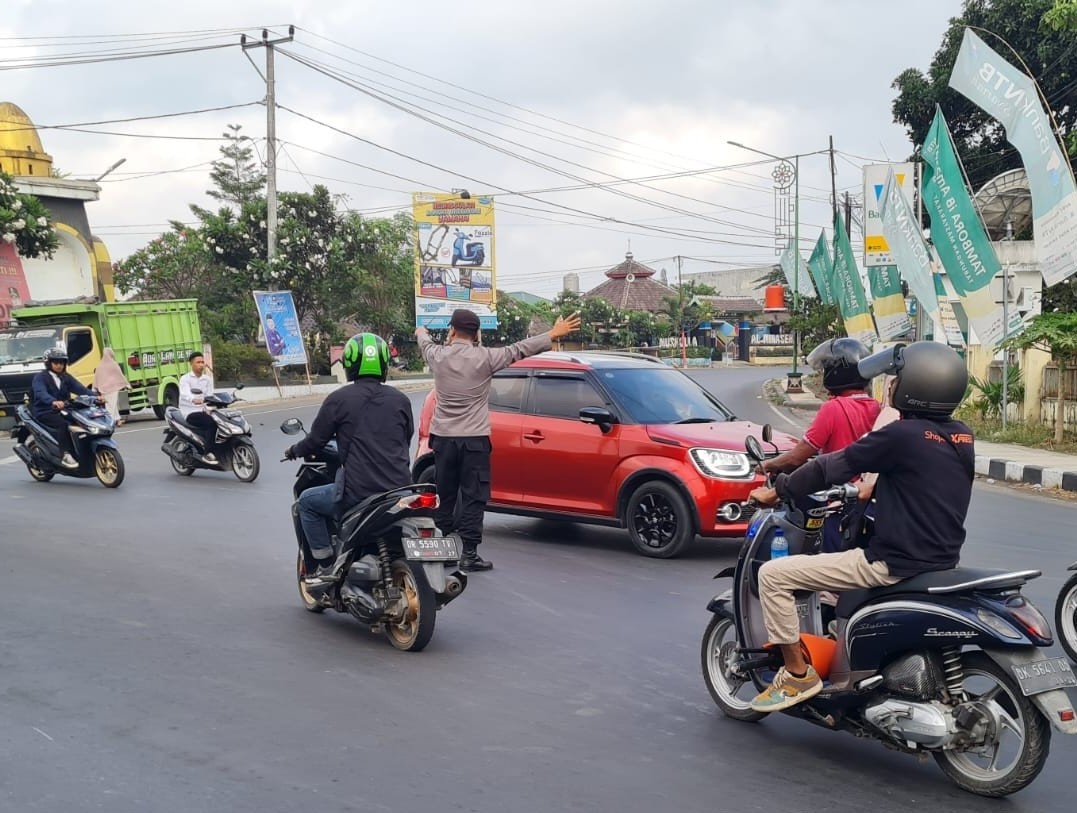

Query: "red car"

xmin=411 ymin=352 xmax=798 ymax=558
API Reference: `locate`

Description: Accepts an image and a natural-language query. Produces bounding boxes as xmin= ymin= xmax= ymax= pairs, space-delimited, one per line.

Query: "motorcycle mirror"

xmin=761 ymin=424 xmax=773 ymax=443
xmin=745 ymin=434 xmax=765 ymax=462
xmin=280 ymin=417 xmax=305 ymax=435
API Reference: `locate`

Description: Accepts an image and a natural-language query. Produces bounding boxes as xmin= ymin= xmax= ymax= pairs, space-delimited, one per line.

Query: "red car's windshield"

xmin=595 ymin=368 xmax=735 ymax=425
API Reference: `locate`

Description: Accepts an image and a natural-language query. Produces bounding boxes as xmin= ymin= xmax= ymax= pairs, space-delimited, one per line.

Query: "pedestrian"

xmin=92 ymin=347 xmax=130 ymax=425
xmin=415 ymin=308 xmax=581 ymax=571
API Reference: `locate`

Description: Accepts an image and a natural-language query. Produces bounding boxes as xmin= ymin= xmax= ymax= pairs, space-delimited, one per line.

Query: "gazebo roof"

xmin=582 ymin=251 xmax=676 ymax=312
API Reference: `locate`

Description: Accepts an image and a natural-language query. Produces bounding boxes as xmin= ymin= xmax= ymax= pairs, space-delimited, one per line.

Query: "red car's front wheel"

xmin=625 ymin=480 xmax=694 ymax=558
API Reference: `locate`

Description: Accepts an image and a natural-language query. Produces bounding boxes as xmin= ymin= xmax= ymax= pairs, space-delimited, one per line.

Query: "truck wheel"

xmin=153 ymin=385 xmax=179 ymax=420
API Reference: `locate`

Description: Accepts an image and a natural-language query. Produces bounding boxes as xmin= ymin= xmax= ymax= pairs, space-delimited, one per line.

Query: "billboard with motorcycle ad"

xmin=412 ymin=192 xmax=497 ymax=329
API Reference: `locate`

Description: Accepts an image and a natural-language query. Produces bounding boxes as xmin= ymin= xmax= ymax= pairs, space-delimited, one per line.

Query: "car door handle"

xmin=523 ymin=431 xmax=544 ymax=443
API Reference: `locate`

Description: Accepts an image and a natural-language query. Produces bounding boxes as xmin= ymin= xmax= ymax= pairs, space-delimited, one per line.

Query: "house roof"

xmin=582 ymin=251 xmax=676 ymax=312
xmin=690 ymin=294 xmax=765 ymax=314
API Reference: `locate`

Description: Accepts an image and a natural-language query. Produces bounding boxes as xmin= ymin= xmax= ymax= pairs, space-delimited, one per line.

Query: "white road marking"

xmin=765 ymin=400 xmax=803 ymax=430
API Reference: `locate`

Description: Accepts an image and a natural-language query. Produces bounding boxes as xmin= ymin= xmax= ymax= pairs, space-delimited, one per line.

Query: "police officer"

xmin=415 ymin=308 xmax=581 ymax=571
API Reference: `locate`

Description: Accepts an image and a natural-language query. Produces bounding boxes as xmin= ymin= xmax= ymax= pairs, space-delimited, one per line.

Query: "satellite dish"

xmin=625 ymin=273 xmax=636 ymax=283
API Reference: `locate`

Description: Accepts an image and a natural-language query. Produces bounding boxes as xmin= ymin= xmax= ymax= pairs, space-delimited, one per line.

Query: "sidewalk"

xmin=767 ymin=379 xmax=1077 ymax=494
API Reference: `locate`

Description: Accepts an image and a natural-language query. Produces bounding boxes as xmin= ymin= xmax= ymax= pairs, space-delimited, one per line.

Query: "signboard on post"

xmin=863 ymin=163 xmax=916 ymax=267
xmin=252 ymin=290 xmax=307 ymax=367
xmin=413 ymin=192 xmax=497 ymax=329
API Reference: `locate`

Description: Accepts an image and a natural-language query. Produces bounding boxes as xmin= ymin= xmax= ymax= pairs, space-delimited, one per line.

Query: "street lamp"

xmin=727 ymin=140 xmax=803 ymax=391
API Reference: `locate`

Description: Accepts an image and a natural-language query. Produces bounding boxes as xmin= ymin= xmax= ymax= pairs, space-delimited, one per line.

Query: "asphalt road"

xmin=1 ymin=366 xmax=1075 ymax=812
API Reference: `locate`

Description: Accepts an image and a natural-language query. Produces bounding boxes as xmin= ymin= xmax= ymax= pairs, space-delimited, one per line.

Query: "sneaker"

xmin=203 ymin=452 xmax=219 ymax=465
xmin=61 ymin=452 xmax=78 ymax=468
xmin=460 ymin=548 xmax=493 ymax=572
xmin=304 ymin=561 xmax=336 ymax=583
xmin=750 ymin=666 xmax=823 ymax=713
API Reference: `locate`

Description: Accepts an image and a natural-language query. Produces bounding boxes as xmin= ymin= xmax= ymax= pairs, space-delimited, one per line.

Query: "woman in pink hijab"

xmin=93 ymin=348 xmax=130 ymax=425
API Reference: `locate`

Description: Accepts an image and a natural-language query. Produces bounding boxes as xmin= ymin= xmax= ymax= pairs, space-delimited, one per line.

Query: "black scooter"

xmin=700 ymin=426 xmax=1077 ymax=797
xmin=280 ymin=417 xmax=467 ymax=652
xmin=11 ymin=395 xmax=124 ymax=487
xmin=161 ymin=386 xmax=260 ymax=482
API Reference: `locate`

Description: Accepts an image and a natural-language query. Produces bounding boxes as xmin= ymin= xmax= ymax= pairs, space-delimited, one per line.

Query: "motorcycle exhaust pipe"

xmin=12 ymin=444 xmax=34 ymax=466
xmin=443 ymin=574 xmax=466 ymax=598
xmin=161 ymin=441 xmax=189 ymax=463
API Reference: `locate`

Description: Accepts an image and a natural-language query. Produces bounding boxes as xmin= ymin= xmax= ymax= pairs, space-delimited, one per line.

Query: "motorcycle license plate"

xmin=1011 ymin=656 xmax=1077 ymax=696
xmin=402 ymin=536 xmax=460 ymax=561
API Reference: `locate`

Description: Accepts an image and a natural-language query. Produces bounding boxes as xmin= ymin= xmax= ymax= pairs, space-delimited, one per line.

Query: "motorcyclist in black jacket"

xmin=284 ymin=333 xmax=413 ymax=581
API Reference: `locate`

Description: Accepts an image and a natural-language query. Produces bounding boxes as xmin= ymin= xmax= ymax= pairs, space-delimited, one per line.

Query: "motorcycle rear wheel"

xmin=168 ymin=438 xmax=195 ymax=476
xmin=295 ymin=552 xmax=325 ymax=613
xmin=700 ymin=615 xmax=765 ymax=722
xmin=25 ymin=438 xmax=54 ymax=482
xmin=1056 ymin=573 xmax=1077 ymax=664
xmin=384 ymin=559 xmax=436 ymax=652
xmin=932 ymin=651 xmax=1050 ymax=797
xmin=95 ymin=448 xmax=125 ymax=488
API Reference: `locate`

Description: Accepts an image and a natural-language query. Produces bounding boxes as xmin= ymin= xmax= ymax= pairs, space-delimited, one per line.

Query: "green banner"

xmin=921 ymin=106 xmax=1021 ymax=348
xmin=831 ymin=210 xmax=877 ymax=342
xmin=778 ymin=240 xmax=817 ymax=299
xmin=878 ymin=166 xmax=938 ymax=316
xmin=949 ymin=28 xmax=1077 ymax=287
xmin=807 ymin=230 xmax=836 ymax=306
xmin=867 ymin=264 xmax=912 ymax=340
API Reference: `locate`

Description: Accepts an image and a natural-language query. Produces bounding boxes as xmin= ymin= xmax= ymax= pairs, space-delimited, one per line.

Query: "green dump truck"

xmin=0 ymin=299 xmax=203 ymax=428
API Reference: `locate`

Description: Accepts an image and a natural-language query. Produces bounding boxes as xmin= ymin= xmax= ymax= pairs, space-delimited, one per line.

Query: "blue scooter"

xmin=11 ymin=395 xmax=124 ymax=487
xmin=700 ymin=426 xmax=1077 ymax=797
xmin=450 ymin=229 xmax=485 ymax=266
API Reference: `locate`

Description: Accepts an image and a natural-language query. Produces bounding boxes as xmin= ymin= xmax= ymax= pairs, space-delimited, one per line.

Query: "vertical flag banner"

xmin=933 ymin=268 xmax=967 ymax=349
xmin=949 ymin=28 xmax=1077 ymax=287
xmin=867 ymin=264 xmax=912 ymax=340
xmin=831 ymin=210 xmax=878 ymax=343
xmin=807 ymin=230 xmax=836 ymax=306
xmin=252 ymin=290 xmax=308 ymax=367
xmin=412 ymin=192 xmax=498 ymax=329
xmin=878 ymin=167 xmax=938 ymax=316
xmin=863 ymin=163 xmax=916 ymax=267
xmin=921 ymin=107 xmax=1022 ymax=347
xmin=778 ymin=239 xmax=817 ymax=299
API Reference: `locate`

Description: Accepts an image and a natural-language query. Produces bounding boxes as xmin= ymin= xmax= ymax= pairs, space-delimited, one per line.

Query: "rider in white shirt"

xmin=178 ymin=351 xmax=218 ymax=463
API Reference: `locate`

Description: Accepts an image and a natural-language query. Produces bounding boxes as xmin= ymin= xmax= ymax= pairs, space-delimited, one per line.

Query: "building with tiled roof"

xmin=582 ymin=252 xmax=677 ymax=313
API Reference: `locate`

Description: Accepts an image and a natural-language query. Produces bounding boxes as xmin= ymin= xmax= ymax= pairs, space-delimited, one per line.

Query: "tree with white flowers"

xmin=0 ymin=170 xmax=59 ymax=259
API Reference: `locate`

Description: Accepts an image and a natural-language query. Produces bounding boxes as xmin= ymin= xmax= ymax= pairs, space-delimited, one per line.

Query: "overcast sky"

xmin=3 ymin=0 xmax=963 ymax=299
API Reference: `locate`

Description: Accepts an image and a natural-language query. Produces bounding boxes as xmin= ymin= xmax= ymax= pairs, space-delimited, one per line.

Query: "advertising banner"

xmin=867 ymin=264 xmax=912 ymax=340
xmin=778 ymin=239 xmax=817 ymax=299
xmin=831 ymin=210 xmax=878 ymax=343
xmin=921 ymin=107 xmax=1022 ymax=347
xmin=413 ymin=192 xmax=498 ymax=329
xmin=806 ymin=230 xmax=836 ymax=306
xmin=252 ymin=290 xmax=308 ymax=368
xmin=949 ymin=28 xmax=1077 ymax=286
xmin=863 ymin=162 xmax=916 ymax=267
xmin=0 ymin=243 xmax=30 ymax=327
xmin=878 ymin=166 xmax=938 ymax=316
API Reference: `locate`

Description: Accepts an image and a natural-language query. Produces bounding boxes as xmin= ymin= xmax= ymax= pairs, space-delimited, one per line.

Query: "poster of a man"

xmin=252 ymin=290 xmax=308 ymax=368
xmin=265 ymin=314 xmax=286 ymax=356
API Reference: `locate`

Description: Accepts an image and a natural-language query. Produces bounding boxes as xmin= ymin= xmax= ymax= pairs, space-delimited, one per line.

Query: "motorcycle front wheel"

xmin=932 ymin=651 xmax=1050 ymax=797
xmin=230 ymin=438 xmax=260 ymax=483
xmin=1056 ymin=572 xmax=1077 ymax=664
xmin=700 ymin=615 xmax=765 ymax=722
xmin=384 ymin=559 xmax=436 ymax=652
xmin=95 ymin=447 xmax=125 ymax=488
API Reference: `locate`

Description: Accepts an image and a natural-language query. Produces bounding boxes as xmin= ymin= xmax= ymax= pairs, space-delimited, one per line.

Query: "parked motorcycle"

xmin=1057 ymin=563 xmax=1077 ymax=664
xmin=11 ymin=394 xmax=124 ymax=487
xmin=160 ymin=386 xmax=260 ymax=482
xmin=450 ymin=229 xmax=485 ymax=266
xmin=280 ymin=417 xmax=467 ymax=651
xmin=700 ymin=426 xmax=1077 ymax=797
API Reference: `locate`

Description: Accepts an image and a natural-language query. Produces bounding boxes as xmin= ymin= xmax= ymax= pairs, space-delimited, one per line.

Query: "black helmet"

xmin=43 ymin=347 xmax=68 ymax=367
xmin=858 ymin=341 xmax=967 ymax=417
xmin=806 ymin=337 xmax=872 ymax=393
xmin=342 ymin=333 xmax=389 ymax=382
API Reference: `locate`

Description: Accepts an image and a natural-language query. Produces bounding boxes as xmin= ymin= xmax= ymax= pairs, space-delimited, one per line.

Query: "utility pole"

xmin=242 ymin=26 xmax=294 ymax=268
xmin=1002 ymin=218 xmax=1014 ymax=429
xmin=843 ymin=192 xmax=853 ymax=238
xmin=828 ymin=135 xmax=838 ymax=224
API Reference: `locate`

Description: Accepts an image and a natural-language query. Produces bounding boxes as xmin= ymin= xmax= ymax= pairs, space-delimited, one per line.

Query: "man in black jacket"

xmin=285 ymin=333 xmax=413 ymax=581
xmin=30 ymin=346 xmax=100 ymax=468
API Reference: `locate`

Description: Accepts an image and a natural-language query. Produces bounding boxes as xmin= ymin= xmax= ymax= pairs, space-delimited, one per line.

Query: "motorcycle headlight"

xmin=689 ymin=448 xmax=751 ymax=478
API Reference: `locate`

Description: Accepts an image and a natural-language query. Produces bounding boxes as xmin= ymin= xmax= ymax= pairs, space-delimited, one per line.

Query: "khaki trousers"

xmin=758 ymin=549 xmax=901 ymax=644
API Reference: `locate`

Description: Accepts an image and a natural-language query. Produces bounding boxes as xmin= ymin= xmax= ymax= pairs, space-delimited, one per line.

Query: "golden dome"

xmin=0 ymin=102 xmax=53 ymax=176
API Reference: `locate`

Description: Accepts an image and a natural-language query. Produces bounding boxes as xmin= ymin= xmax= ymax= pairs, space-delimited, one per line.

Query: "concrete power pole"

xmin=242 ymin=26 xmax=294 ymax=267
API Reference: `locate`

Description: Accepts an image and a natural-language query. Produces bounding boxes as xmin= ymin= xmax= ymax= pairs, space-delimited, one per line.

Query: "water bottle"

xmin=770 ymin=529 xmax=789 ymax=560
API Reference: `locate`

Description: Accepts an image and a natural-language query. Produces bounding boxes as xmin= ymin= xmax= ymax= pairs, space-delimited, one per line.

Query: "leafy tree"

xmin=788 ymin=298 xmax=844 ymax=353
xmin=340 ymin=210 xmax=417 ymax=340
xmin=1002 ymin=311 xmax=1077 ymax=442
xmin=114 ymin=224 xmax=214 ymax=300
xmin=207 ymin=124 xmax=265 ymax=208
xmin=1044 ymin=0 xmax=1077 ymax=31
xmin=492 ymin=291 xmax=534 ymax=345
xmin=0 ymin=171 xmax=59 ymax=259
xmin=890 ymin=0 xmax=1077 ymax=193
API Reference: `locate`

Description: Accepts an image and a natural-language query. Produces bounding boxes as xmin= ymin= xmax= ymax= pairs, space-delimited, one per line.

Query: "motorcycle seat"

xmin=837 ymin=567 xmax=1043 ymax=618
xmin=166 ymin=406 xmax=196 ymax=429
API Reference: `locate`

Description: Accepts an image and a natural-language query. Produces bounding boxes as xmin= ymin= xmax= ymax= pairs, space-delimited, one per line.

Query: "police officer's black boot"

xmin=460 ymin=544 xmax=493 ymax=572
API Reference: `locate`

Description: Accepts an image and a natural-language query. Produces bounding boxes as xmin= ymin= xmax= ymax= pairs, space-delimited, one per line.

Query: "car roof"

xmin=507 ymin=351 xmax=668 ymax=372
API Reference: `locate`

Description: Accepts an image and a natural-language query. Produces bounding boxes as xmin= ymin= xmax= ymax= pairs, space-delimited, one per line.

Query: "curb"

xmin=764 ymin=378 xmax=822 ymax=412
xmin=974 ymin=455 xmax=1077 ymax=493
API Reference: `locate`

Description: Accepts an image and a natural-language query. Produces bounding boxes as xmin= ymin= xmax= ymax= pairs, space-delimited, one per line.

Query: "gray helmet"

xmin=43 ymin=347 xmax=68 ymax=367
xmin=858 ymin=341 xmax=967 ymax=417
xmin=806 ymin=337 xmax=872 ymax=392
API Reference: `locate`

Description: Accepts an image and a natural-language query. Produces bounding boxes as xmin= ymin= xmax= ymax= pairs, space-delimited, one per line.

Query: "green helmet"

xmin=342 ymin=333 xmax=389 ymax=382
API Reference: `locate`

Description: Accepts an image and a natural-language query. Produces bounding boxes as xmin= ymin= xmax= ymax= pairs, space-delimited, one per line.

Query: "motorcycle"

xmin=280 ymin=417 xmax=467 ymax=652
xmin=700 ymin=425 xmax=1077 ymax=798
xmin=160 ymin=386 xmax=260 ymax=482
xmin=450 ymin=229 xmax=485 ymax=266
xmin=1057 ymin=563 xmax=1077 ymax=664
xmin=11 ymin=394 xmax=124 ymax=487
